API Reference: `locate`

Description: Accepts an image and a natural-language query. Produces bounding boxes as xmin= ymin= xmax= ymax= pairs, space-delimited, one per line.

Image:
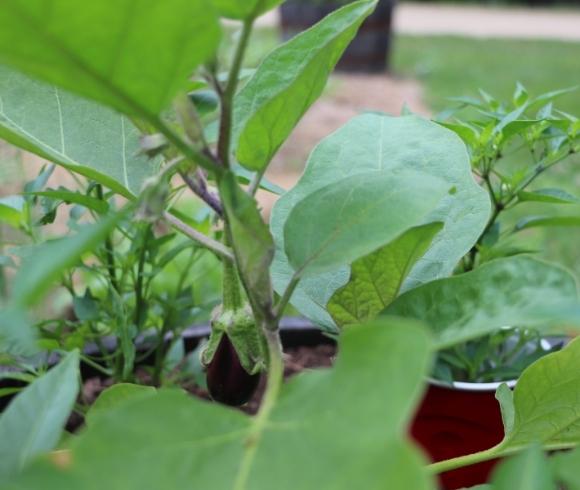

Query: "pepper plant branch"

xmin=217 ymin=18 xmax=254 ymax=167
xmin=162 ymin=211 xmax=233 ymax=261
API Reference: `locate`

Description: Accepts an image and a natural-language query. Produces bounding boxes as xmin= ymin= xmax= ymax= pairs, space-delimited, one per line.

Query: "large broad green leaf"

xmin=270 ymin=114 xmax=490 ymax=332
xmin=491 ymin=446 xmax=555 ymax=490
xmin=3 ymin=320 xmax=435 ymax=490
xmin=219 ymin=172 xmax=274 ymax=311
xmin=327 ymin=222 xmax=443 ymax=327
xmin=495 ymin=337 xmax=580 ymax=453
xmin=0 ymin=68 xmax=159 ymax=198
xmin=0 ymin=350 xmax=79 ymax=477
xmin=233 ymin=0 xmax=377 ymax=171
xmin=85 ymin=384 xmax=157 ymax=426
xmin=384 ymin=256 xmax=580 ymax=348
xmin=0 ymin=0 xmax=220 ymax=118
xmin=211 ymin=0 xmax=283 ymax=20
xmin=284 ymin=171 xmax=448 ymax=277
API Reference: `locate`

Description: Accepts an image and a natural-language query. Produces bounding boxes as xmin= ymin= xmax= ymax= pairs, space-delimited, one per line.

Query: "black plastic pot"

xmin=279 ymin=0 xmax=395 ymax=72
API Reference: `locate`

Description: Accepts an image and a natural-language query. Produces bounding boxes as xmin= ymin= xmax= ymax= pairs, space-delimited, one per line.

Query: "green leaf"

xmin=491 ymin=446 xmax=555 ymax=490
xmin=11 ymin=213 xmax=122 ymax=308
xmin=219 ymin=172 xmax=274 ymax=311
xmin=234 ymin=0 xmax=377 ymax=171
xmin=0 ymin=68 xmax=160 ymax=198
xmin=517 ymin=188 xmax=578 ymax=205
xmin=384 ymin=256 xmax=580 ymax=349
xmin=550 ymin=447 xmax=580 ymax=489
xmin=514 ymin=215 xmax=580 ymax=232
xmin=0 ymin=350 xmax=79 ymax=477
xmin=211 ymin=0 xmax=284 ymax=20
xmin=0 ymin=0 xmax=220 ymax=118
xmin=28 ymin=190 xmax=109 ymax=214
xmin=3 ymin=320 xmax=435 ymax=490
xmin=327 ymin=222 xmax=443 ymax=327
xmin=270 ymin=114 xmax=490 ymax=331
xmin=0 ymin=195 xmax=24 ymax=227
xmin=284 ymin=171 xmax=449 ymax=277
xmin=495 ymin=337 xmax=580 ymax=452
xmin=86 ymin=384 xmax=157 ymax=426
xmin=438 ymin=121 xmax=479 ymax=147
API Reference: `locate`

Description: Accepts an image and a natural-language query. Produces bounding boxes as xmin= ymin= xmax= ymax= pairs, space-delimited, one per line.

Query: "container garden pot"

xmin=279 ymin=0 xmax=395 ymax=72
xmin=411 ymin=379 xmax=515 ymax=490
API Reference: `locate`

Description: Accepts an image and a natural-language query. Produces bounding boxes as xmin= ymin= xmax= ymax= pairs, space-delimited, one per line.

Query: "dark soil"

xmin=73 ymin=343 xmax=337 ymax=428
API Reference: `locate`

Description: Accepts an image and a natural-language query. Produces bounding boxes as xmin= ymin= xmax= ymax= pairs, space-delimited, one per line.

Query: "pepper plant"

xmin=2 ymin=1 xmax=580 ymax=489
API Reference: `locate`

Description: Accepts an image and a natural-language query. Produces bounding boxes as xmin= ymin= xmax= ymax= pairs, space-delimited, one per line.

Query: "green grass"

xmin=393 ymin=35 xmax=580 ymax=115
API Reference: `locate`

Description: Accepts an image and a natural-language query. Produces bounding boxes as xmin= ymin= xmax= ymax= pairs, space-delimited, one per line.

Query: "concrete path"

xmin=257 ymin=3 xmax=580 ymax=42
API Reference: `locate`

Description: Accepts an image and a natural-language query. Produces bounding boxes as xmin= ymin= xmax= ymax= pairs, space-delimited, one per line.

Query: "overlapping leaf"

xmin=0 ymin=351 xmax=79 ymax=477
xmin=234 ymin=0 xmax=377 ymax=171
xmin=327 ymin=223 xmax=443 ymax=327
xmin=384 ymin=256 xmax=580 ymax=348
xmin=271 ymin=114 xmax=490 ymax=331
xmin=3 ymin=320 xmax=435 ymax=490
xmin=0 ymin=68 xmax=159 ymax=198
xmin=0 ymin=0 xmax=220 ymax=118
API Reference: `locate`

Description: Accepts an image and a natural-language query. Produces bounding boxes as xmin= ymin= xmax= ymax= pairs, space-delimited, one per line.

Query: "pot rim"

xmin=427 ymin=377 xmax=517 ymax=392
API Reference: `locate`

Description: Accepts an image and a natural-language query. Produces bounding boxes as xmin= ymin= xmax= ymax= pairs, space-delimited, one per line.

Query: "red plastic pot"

xmin=411 ymin=379 xmax=515 ymax=490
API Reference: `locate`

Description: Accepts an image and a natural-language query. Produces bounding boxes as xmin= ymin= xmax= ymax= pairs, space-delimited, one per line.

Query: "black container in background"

xmin=279 ymin=0 xmax=396 ymax=73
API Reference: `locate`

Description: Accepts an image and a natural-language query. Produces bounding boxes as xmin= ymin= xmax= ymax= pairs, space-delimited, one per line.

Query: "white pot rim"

xmin=428 ymin=377 xmax=518 ymax=392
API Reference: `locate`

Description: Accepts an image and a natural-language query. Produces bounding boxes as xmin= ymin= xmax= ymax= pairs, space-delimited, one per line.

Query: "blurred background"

xmin=1 ymin=0 xmax=579 ymax=291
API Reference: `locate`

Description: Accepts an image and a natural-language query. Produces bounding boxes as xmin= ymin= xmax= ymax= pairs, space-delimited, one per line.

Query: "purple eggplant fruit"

xmin=206 ymin=334 xmax=261 ymax=406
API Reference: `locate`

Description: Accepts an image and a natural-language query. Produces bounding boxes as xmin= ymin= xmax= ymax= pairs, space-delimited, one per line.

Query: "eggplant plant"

xmin=1 ymin=1 xmax=580 ymax=489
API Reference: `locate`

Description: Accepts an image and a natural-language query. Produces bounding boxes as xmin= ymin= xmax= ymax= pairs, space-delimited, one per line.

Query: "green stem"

xmin=134 ymin=224 xmax=151 ymax=330
xmin=163 ymin=211 xmax=234 ymax=261
xmin=222 ymin=235 xmax=243 ymax=311
xmin=95 ymin=184 xmax=119 ymax=291
xmin=217 ymin=19 xmax=254 ymax=167
xmin=272 ymin=273 xmax=301 ymax=326
xmin=234 ymin=326 xmax=284 ymax=490
xmin=428 ymin=445 xmax=503 ymax=474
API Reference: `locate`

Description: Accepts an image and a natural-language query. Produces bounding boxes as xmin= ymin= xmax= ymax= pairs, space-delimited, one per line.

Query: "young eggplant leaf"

xmin=327 ymin=222 xmax=443 ymax=327
xmin=219 ymin=172 xmax=275 ymax=311
xmin=0 ymin=350 xmax=80 ymax=477
xmin=384 ymin=256 xmax=580 ymax=348
xmin=491 ymin=446 xmax=555 ymax=490
xmin=0 ymin=68 xmax=160 ymax=198
xmin=233 ymin=0 xmax=377 ymax=171
xmin=495 ymin=337 xmax=580 ymax=453
xmin=284 ymin=171 xmax=449 ymax=277
xmin=2 ymin=320 xmax=435 ymax=490
xmin=0 ymin=0 xmax=220 ymax=118
xmin=211 ymin=0 xmax=284 ymax=20
xmin=271 ymin=114 xmax=490 ymax=332
xmin=27 ymin=190 xmax=109 ymax=215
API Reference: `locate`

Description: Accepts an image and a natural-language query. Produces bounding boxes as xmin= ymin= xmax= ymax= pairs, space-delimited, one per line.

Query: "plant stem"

xmin=134 ymin=224 xmax=151 ymax=330
xmin=180 ymin=169 xmax=224 ymax=217
xmin=234 ymin=326 xmax=284 ymax=490
xmin=163 ymin=211 xmax=234 ymax=261
xmin=222 ymin=232 xmax=243 ymax=311
xmin=95 ymin=184 xmax=119 ymax=291
xmin=272 ymin=273 xmax=301 ymax=326
xmin=248 ymin=168 xmax=267 ymax=197
xmin=217 ymin=19 xmax=254 ymax=167
xmin=428 ymin=445 xmax=503 ymax=474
